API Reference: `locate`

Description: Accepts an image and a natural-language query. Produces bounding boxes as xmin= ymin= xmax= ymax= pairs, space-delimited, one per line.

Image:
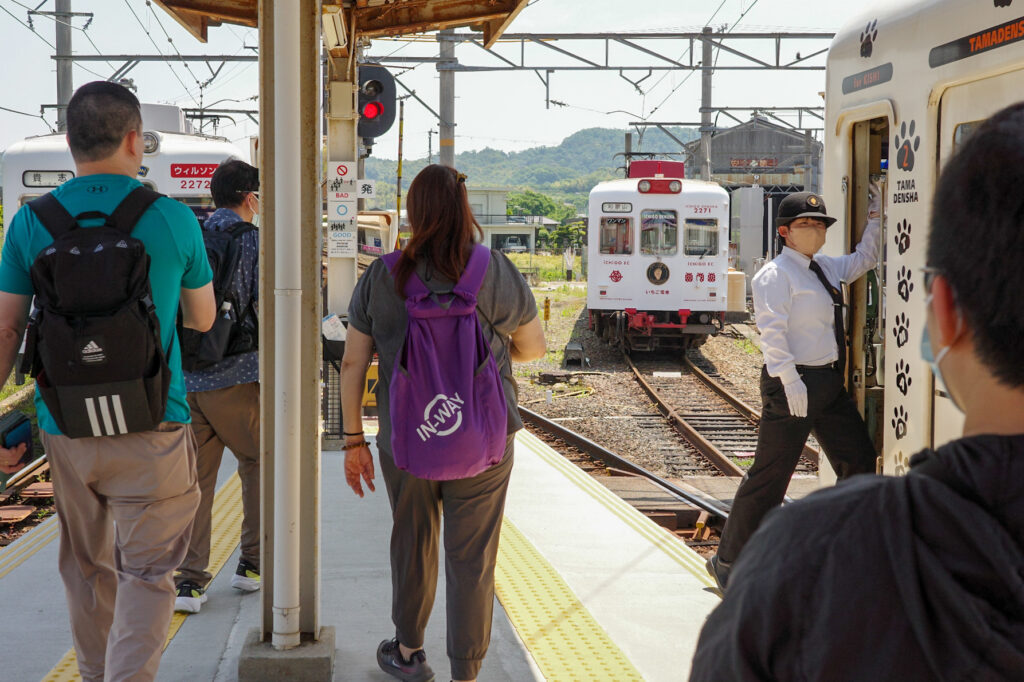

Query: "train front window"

xmin=600 ymin=217 xmax=632 ymax=254
xmin=640 ymin=210 xmax=677 ymax=256
xmin=173 ymin=195 xmax=217 ymax=224
xmin=684 ymin=218 xmax=719 ymax=256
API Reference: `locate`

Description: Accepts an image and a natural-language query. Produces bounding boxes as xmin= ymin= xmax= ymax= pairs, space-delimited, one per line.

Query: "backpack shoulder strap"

xmin=107 ymin=186 xmax=164 ymax=234
xmin=381 ymin=250 xmax=432 ymax=299
xmin=454 ymin=244 xmax=491 ymax=297
xmin=28 ymin=193 xmax=77 ymax=239
xmin=226 ymin=221 xmax=257 ymax=239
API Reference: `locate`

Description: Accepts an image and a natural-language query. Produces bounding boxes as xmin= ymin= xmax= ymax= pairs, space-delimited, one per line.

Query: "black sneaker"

xmin=174 ymin=580 xmax=207 ymax=613
xmin=376 ymin=638 xmax=435 ymax=682
xmin=706 ymin=554 xmax=731 ymax=591
xmin=230 ymin=558 xmax=260 ymax=592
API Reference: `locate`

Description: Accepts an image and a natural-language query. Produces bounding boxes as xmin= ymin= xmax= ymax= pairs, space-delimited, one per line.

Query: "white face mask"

xmin=921 ymin=292 xmax=964 ymax=411
xmin=250 ymin=213 xmax=260 ymax=228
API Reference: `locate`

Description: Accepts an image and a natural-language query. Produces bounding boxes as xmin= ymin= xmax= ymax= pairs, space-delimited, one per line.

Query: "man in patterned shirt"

xmin=175 ymin=159 xmax=262 ymax=613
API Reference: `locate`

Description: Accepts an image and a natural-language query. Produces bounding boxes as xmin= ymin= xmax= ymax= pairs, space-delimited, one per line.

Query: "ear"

xmin=778 ymin=224 xmax=789 ymax=241
xmin=930 ymin=275 xmax=962 ymax=346
xmin=123 ymin=128 xmax=141 ymax=154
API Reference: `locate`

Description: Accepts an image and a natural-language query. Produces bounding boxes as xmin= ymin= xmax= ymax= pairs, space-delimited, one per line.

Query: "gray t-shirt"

xmin=348 ymin=249 xmax=538 ymax=457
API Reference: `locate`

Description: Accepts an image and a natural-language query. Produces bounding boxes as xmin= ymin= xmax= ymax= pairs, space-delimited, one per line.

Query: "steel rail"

xmin=518 ymin=406 xmax=730 ymax=520
xmin=623 ymin=354 xmax=747 ymax=478
xmin=682 ymin=357 xmax=820 ymax=467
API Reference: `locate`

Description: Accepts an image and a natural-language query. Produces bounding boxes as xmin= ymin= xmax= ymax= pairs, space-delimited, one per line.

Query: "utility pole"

xmin=700 ymin=26 xmax=713 ymax=181
xmin=55 ymin=0 xmax=73 ymax=132
xmin=438 ymin=28 xmax=455 ymax=167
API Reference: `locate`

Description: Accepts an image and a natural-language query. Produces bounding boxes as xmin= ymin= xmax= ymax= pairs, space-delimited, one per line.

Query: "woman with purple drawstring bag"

xmin=340 ymin=164 xmax=546 ymax=682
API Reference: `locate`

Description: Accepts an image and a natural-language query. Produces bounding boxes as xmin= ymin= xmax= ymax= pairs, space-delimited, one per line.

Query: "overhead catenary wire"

xmin=0 ymin=103 xmax=55 ymax=133
xmin=122 ymin=0 xmax=199 ymax=105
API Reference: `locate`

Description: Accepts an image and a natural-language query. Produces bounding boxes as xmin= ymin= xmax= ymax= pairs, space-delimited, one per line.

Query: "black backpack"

xmin=21 ymin=187 xmax=171 ymax=438
xmin=177 ymin=220 xmax=258 ymax=372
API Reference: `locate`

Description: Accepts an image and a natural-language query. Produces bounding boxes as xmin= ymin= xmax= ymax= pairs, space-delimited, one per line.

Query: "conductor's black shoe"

xmin=706 ymin=554 xmax=731 ymax=591
xmin=377 ymin=638 xmax=435 ymax=682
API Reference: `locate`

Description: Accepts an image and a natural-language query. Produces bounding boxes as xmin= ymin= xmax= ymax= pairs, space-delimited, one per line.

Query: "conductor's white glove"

xmin=783 ymin=378 xmax=808 ymax=418
xmin=868 ymin=180 xmax=882 ymax=220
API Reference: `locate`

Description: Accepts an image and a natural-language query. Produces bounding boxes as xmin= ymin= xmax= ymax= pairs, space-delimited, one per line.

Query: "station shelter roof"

xmin=153 ymin=0 xmax=529 ymax=47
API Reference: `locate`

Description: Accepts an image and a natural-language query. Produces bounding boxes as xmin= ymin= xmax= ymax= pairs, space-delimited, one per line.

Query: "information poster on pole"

xmin=328 ymin=225 xmax=357 ymax=257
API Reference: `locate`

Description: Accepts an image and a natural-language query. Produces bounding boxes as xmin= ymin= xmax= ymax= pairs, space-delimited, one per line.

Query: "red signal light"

xmin=362 ymin=101 xmax=383 ymax=119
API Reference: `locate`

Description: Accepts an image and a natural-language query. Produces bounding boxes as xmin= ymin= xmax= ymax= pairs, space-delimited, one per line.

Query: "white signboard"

xmin=328 ymin=200 xmax=357 ymax=221
xmin=357 ymin=180 xmax=376 ymax=198
xmin=328 ymin=226 xmax=357 ymax=257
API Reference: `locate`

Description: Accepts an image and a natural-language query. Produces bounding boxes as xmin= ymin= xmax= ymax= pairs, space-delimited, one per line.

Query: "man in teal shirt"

xmin=0 ymin=81 xmax=215 ymax=682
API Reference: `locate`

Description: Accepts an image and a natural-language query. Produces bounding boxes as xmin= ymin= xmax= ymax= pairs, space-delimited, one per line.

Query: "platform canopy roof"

xmin=152 ymin=0 xmax=528 ymax=47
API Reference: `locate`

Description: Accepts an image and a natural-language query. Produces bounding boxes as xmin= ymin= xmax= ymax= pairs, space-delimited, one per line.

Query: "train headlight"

xmin=638 ymin=180 xmax=652 ymax=193
xmin=142 ymin=132 xmax=159 ymax=154
xmin=669 ymin=180 xmax=682 ymax=193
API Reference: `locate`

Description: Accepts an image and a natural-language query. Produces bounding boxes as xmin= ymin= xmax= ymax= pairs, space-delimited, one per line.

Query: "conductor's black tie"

xmin=808 ymin=259 xmax=845 ymax=375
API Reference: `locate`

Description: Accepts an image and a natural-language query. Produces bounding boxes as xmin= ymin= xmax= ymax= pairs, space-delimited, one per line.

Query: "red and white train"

xmin=587 ymin=160 xmax=734 ymax=351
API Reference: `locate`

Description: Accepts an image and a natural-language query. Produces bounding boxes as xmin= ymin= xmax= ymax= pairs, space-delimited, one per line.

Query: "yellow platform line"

xmin=495 ymin=519 xmax=643 ymax=680
xmin=43 ymin=474 xmax=245 ymax=682
xmin=0 ymin=514 xmax=60 ymax=580
xmin=517 ymin=429 xmax=716 ymax=589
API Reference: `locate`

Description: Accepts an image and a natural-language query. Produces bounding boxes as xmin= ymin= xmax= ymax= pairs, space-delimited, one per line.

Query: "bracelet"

xmin=341 ymin=440 xmax=368 ymax=451
xmin=342 ymin=430 xmax=363 ymax=436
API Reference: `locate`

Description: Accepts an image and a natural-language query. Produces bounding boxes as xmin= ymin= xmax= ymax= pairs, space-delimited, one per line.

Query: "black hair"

xmin=210 ymin=159 xmax=259 ymax=208
xmin=929 ymin=102 xmax=1024 ymax=387
xmin=65 ymin=81 xmax=142 ymax=163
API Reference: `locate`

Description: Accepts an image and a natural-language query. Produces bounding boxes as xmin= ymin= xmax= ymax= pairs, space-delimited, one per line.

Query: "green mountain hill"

xmin=363 ymin=125 xmax=697 ymax=212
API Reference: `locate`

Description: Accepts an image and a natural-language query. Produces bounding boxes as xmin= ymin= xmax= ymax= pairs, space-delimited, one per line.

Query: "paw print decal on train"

xmin=896 ymin=266 xmax=914 ymax=302
xmin=892 ymin=313 xmax=910 ymax=348
xmin=895 ymin=359 xmax=913 ymax=396
xmin=860 ymin=20 xmax=878 ymax=58
xmin=894 ymin=219 xmax=912 ymax=255
xmin=891 ymin=405 xmax=909 ymax=440
xmin=893 ymin=450 xmax=910 ymax=476
xmin=895 ymin=120 xmax=921 ymax=171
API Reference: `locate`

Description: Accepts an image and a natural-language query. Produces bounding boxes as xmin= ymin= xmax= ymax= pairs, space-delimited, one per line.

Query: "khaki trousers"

xmin=379 ymin=435 xmax=515 ymax=682
xmin=43 ymin=422 xmax=200 ymax=682
xmin=177 ymin=382 xmax=261 ymax=586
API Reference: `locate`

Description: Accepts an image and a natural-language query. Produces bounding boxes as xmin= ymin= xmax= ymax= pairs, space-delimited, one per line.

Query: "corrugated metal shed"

xmin=685 ymin=116 xmax=822 ymax=191
xmin=153 ymin=0 xmax=528 ymax=47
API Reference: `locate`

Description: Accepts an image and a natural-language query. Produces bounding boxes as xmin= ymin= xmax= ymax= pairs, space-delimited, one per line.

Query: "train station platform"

xmin=0 ymin=427 xmax=721 ymax=681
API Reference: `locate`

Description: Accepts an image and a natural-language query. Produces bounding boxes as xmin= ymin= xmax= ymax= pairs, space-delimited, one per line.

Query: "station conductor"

xmin=707 ymin=186 xmax=880 ymax=590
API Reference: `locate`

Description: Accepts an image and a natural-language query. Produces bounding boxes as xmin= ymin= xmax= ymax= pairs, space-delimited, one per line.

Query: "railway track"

xmin=625 ymin=352 xmax=819 ymax=477
xmin=519 ymin=405 xmax=730 ymax=522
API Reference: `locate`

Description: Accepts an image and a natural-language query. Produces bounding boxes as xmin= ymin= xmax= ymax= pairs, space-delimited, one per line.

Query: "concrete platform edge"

xmin=238 ymin=625 xmax=336 ymax=682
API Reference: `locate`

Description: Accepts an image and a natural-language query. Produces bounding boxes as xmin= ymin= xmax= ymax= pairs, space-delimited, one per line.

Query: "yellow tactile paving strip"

xmin=42 ymin=474 xmax=244 ymax=682
xmin=0 ymin=514 xmax=60 ymax=580
xmin=495 ymin=518 xmax=643 ymax=680
xmin=517 ymin=429 xmax=717 ymax=589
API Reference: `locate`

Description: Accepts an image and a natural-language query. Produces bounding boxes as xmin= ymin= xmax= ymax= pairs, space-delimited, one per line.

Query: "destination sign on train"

xmin=22 ymin=170 xmax=74 ymax=187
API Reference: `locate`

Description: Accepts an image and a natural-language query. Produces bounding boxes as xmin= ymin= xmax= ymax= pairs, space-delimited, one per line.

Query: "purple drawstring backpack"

xmin=380 ymin=244 xmax=509 ymax=480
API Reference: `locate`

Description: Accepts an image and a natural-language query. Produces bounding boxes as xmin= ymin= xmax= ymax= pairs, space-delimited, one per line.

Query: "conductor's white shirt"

xmin=752 ymin=216 xmax=880 ymax=386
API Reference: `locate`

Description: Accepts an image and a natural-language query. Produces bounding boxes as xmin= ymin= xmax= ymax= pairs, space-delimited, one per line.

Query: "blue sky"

xmin=0 ymin=1 xmax=862 ymax=161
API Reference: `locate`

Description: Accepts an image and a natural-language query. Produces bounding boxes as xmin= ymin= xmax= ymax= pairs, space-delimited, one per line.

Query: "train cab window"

xmin=640 ymin=210 xmax=678 ymax=256
xmin=599 ymin=217 xmax=632 ymax=254
xmin=174 ymin=195 xmax=217 ymax=224
xmin=953 ymin=121 xmax=983 ymax=153
xmin=683 ymin=218 xmax=719 ymax=256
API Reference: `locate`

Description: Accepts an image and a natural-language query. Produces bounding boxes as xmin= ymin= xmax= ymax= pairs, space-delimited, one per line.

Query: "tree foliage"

xmin=362 ymin=126 xmax=697 ymax=211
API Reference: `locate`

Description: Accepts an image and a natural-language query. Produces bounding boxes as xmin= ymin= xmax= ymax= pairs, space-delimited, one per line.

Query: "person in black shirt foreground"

xmin=691 ymin=103 xmax=1024 ymax=680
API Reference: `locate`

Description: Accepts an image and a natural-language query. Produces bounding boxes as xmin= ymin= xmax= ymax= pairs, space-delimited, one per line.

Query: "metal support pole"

xmin=271 ymin=0 xmax=303 ymax=651
xmin=700 ymin=26 xmax=713 ymax=181
xmin=438 ymin=28 xmax=456 ymax=167
xmin=55 ymin=0 xmax=73 ymax=132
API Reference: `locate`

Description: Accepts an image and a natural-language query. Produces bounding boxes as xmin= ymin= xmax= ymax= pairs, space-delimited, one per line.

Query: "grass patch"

xmin=506 ymin=252 xmax=586 ymax=282
xmin=735 ymin=338 xmax=761 ymax=355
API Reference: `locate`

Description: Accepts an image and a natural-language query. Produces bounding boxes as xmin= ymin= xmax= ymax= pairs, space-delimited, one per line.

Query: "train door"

xmin=846 ymin=116 xmax=890 ymax=468
xmin=931 ymin=68 xmax=1024 ymax=447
